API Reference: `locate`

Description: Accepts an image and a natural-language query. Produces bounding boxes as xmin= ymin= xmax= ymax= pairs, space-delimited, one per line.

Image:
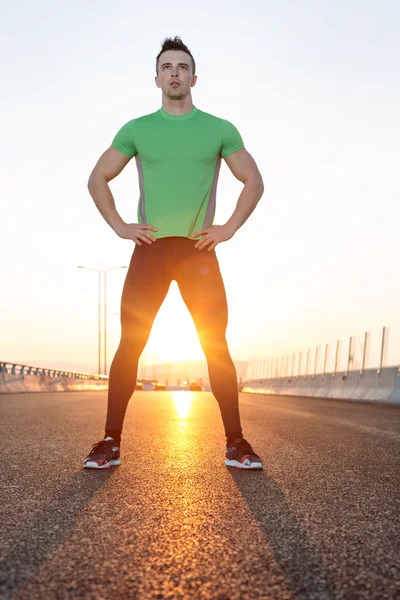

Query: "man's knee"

xmin=199 ymin=332 xmax=229 ymax=356
xmin=118 ymin=331 xmax=148 ymax=355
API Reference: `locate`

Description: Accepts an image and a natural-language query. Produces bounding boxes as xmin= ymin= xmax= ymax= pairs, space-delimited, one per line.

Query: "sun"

xmin=144 ymin=282 xmax=205 ymax=363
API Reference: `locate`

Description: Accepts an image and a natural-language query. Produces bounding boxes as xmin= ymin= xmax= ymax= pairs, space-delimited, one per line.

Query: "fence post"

xmin=379 ymin=326 xmax=389 ymax=375
xmin=347 ymin=336 xmax=354 ymax=374
xmin=306 ymin=349 xmax=310 ymax=379
xmin=314 ymin=346 xmax=318 ymax=378
xmin=298 ymin=352 xmax=302 ymax=378
xmin=361 ymin=332 xmax=370 ymax=375
xmin=333 ymin=340 xmax=340 ymax=377
xmin=323 ymin=343 xmax=328 ymax=377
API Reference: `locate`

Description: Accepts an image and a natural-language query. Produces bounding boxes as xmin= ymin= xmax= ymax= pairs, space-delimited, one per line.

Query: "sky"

xmin=1 ymin=0 xmax=399 ymax=375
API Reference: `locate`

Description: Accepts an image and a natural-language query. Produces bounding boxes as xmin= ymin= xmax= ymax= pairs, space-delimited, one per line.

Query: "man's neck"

xmin=161 ymin=95 xmax=194 ymax=116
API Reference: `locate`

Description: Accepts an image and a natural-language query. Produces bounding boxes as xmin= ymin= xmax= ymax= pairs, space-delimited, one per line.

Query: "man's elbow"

xmin=250 ymin=176 xmax=264 ymax=199
xmin=87 ymin=173 xmax=94 ymax=194
xmin=244 ymin=173 xmax=264 ymax=190
xmin=87 ymin=170 xmax=106 ymax=195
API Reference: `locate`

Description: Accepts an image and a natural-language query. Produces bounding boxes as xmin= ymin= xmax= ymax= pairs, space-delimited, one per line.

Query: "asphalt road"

xmin=0 ymin=390 xmax=399 ymax=600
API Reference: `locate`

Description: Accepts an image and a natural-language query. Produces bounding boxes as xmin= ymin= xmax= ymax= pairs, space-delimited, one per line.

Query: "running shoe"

xmin=225 ymin=437 xmax=264 ymax=469
xmin=83 ymin=439 xmax=121 ymax=469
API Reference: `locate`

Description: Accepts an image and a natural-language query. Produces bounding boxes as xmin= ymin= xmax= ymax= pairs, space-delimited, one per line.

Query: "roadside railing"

xmin=0 ymin=362 xmax=108 ymax=380
xmin=246 ymin=326 xmax=399 ymax=380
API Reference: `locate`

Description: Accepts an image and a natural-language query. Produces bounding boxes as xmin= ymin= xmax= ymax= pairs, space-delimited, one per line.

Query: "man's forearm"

xmin=88 ymin=175 xmax=125 ymax=235
xmin=225 ymin=178 xmax=264 ymax=234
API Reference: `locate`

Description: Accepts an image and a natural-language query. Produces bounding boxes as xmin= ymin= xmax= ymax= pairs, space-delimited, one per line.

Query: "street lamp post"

xmin=78 ymin=265 xmax=127 ymax=375
xmin=104 ymin=266 xmax=127 ymax=375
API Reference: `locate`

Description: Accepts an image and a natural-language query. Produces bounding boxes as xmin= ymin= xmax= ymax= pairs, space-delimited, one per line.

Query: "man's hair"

xmin=156 ymin=36 xmax=196 ymax=75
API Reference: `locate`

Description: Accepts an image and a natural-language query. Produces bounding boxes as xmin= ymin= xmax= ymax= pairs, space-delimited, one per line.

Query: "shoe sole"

xmin=83 ymin=459 xmax=121 ymax=469
xmin=225 ymin=459 xmax=263 ymax=469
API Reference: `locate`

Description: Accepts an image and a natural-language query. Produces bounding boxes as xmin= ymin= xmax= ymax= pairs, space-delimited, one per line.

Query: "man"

xmin=84 ymin=36 xmax=264 ymax=470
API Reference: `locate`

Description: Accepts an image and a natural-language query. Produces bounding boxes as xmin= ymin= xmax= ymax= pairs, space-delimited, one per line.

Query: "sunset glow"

xmin=144 ymin=284 xmax=205 ymax=363
xmin=171 ymin=392 xmax=194 ymax=420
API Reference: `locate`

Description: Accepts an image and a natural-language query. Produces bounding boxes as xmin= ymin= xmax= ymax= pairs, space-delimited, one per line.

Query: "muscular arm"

xmin=223 ymin=148 xmax=264 ymax=235
xmin=87 ymin=147 xmax=132 ymax=235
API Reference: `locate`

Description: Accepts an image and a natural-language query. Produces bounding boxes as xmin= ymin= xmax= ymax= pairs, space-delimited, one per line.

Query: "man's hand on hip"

xmin=116 ymin=223 xmax=158 ymax=246
xmin=191 ymin=224 xmax=235 ymax=251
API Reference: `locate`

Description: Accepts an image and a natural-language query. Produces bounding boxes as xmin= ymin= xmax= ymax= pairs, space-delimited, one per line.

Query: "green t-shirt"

xmin=111 ymin=107 xmax=244 ymax=239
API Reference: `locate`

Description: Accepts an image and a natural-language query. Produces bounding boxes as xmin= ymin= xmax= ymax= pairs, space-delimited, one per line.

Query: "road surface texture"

xmin=0 ymin=390 xmax=399 ymax=600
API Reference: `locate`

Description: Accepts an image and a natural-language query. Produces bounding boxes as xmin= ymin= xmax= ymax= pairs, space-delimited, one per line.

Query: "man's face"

xmin=155 ymin=50 xmax=197 ymax=100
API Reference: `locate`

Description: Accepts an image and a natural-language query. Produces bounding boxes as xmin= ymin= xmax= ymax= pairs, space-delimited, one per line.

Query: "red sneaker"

xmin=83 ymin=439 xmax=121 ymax=469
xmin=225 ymin=437 xmax=263 ymax=469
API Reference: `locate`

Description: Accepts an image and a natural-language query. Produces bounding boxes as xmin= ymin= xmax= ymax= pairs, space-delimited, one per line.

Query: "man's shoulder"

xmin=196 ymin=110 xmax=239 ymax=133
xmin=114 ymin=112 xmax=156 ymax=134
xmin=135 ymin=109 xmax=161 ymax=121
xmin=125 ymin=110 xmax=160 ymax=126
xmin=196 ymin=108 xmax=226 ymax=124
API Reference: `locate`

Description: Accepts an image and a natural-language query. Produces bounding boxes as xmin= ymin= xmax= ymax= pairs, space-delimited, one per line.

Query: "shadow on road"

xmin=227 ymin=468 xmax=338 ymax=600
xmin=0 ymin=468 xmax=117 ymax=598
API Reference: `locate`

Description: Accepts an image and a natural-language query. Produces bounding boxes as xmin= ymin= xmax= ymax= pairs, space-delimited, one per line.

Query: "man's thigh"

xmin=175 ymin=247 xmax=229 ymax=333
xmin=121 ymin=243 xmax=172 ymax=330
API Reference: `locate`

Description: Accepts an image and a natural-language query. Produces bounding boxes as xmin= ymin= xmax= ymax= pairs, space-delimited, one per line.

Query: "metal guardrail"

xmin=0 ymin=362 xmax=108 ymax=380
xmin=246 ymin=326 xmax=397 ymax=381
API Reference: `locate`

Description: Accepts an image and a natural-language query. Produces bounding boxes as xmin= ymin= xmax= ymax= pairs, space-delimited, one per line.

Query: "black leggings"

xmin=105 ymin=237 xmax=242 ymax=439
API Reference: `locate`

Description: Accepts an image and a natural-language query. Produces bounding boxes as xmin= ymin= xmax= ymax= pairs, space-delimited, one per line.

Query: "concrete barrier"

xmin=0 ymin=373 xmax=109 ymax=394
xmin=241 ymin=367 xmax=400 ymax=405
xmin=1 ymin=362 xmax=214 ymax=395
